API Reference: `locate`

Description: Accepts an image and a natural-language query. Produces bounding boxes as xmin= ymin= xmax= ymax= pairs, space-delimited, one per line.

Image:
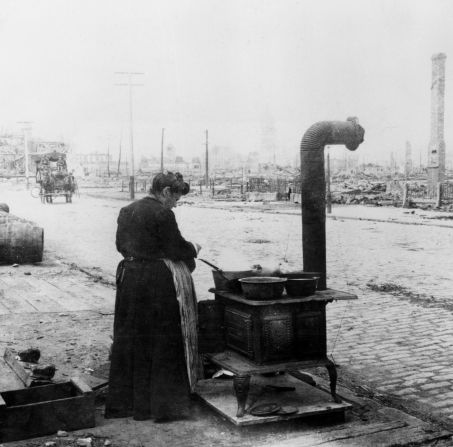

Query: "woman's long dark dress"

xmin=105 ymin=196 xmax=197 ymax=421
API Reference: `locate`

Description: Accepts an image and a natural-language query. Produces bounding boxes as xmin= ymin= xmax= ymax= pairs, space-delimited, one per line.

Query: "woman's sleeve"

xmin=156 ymin=208 xmax=197 ymax=261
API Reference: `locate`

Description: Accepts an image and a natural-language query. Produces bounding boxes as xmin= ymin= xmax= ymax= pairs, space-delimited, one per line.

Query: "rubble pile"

xmin=331 ymin=180 xmax=398 ymax=206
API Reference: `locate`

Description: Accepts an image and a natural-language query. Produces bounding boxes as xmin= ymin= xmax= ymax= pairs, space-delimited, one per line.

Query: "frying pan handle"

xmin=199 ymin=258 xmax=222 ymax=272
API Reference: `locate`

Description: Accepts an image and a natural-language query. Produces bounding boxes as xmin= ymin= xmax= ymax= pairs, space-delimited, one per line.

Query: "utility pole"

xmin=161 ymin=128 xmax=165 ymax=172
xmin=241 ymin=166 xmax=244 ymax=195
xmin=205 ymin=129 xmax=209 ymax=188
xmin=117 ymin=135 xmax=122 ymax=177
xmin=17 ymin=121 xmax=33 ymax=189
xmin=115 ymin=72 xmax=144 ymax=200
xmin=107 ymin=144 xmax=110 ymax=177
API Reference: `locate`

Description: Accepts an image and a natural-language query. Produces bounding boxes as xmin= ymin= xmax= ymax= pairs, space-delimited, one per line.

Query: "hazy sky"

xmin=1 ymin=0 xmax=453 ymax=165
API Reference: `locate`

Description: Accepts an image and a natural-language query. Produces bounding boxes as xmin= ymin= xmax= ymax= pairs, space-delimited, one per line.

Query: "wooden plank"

xmin=0 ymin=358 xmax=24 ymax=391
xmin=0 ymin=293 xmax=11 ymax=314
xmin=0 ymin=269 xmax=114 ymax=313
xmin=21 ymin=277 xmax=66 ymax=312
xmin=0 ymin=279 xmax=39 ymax=311
xmin=62 ymin=280 xmax=113 ymax=310
xmin=77 ymin=373 xmax=109 ymax=391
xmin=265 ymin=421 xmax=408 ymax=446
xmin=70 ymin=377 xmax=92 ymax=394
xmin=206 ymin=350 xmax=329 ymax=375
xmin=0 ymin=274 xmax=37 ymax=292
xmin=195 ymin=375 xmax=350 ymax=426
xmin=346 ymin=425 xmax=452 ymax=447
xmin=313 ymin=421 xmax=409 ymax=445
xmin=268 ymin=423 xmax=451 ymax=447
xmin=44 ymin=277 xmax=112 ymax=311
xmin=42 ymin=278 xmax=90 ymax=311
xmin=1 ymin=382 xmax=74 ymax=405
xmin=0 ymin=278 xmax=38 ymax=313
xmin=2 ymin=275 xmax=66 ymax=313
xmin=28 ymin=278 xmax=84 ymax=312
xmin=90 ymin=285 xmax=115 ymax=303
xmin=3 ymin=348 xmax=32 ymax=387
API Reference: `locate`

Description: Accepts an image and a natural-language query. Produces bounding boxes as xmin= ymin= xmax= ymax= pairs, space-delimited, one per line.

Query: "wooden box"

xmin=0 ymin=377 xmax=95 ymax=443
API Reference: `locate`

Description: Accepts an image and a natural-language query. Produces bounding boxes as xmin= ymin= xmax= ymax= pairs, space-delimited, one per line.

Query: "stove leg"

xmin=233 ymin=374 xmax=251 ymax=418
xmin=326 ymin=360 xmax=341 ymax=403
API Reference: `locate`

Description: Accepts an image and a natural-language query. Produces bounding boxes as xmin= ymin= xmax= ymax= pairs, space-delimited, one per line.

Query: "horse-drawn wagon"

xmin=31 ymin=151 xmax=76 ymax=203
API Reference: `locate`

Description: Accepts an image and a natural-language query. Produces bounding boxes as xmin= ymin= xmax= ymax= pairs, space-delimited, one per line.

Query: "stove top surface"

xmin=209 ymin=288 xmax=357 ymax=306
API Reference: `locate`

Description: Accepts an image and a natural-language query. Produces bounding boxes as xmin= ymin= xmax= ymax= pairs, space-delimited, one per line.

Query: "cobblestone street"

xmin=328 ymin=290 xmax=453 ymax=423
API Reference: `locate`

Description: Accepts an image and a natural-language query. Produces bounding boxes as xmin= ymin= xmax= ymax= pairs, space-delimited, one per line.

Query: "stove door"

xmin=262 ymin=313 xmax=294 ymax=362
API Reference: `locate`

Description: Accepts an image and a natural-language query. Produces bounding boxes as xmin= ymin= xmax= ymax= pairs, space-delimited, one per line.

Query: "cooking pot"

xmin=239 ymin=277 xmax=287 ymax=300
xmin=284 ymin=277 xmax=319 ymax=296
xmin=199 ymin=258 xmax=255 ymax=293
xmin=278 ymin=272 xmax=321 ymax=296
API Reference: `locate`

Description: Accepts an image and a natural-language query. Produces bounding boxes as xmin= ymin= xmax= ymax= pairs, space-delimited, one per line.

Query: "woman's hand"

xmin=192 ymin=242 xmax=202 ymax=255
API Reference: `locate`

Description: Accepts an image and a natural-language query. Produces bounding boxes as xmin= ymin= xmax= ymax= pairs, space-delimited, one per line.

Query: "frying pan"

xmin=199 ymin=258 xmax=230 ymax=281
xmin=199 ymin=259 xmax=254 ymax=292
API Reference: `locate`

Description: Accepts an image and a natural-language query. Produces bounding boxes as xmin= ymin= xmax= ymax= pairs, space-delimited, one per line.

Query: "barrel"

xmin=0 ymin=212 xmax=44 ymax=264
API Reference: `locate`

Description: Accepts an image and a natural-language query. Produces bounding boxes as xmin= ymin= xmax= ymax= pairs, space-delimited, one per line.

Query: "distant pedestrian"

xmin=287 ymin=187 xmax=292 ymax=201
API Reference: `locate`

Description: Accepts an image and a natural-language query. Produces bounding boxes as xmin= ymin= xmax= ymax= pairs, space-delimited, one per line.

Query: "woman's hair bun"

xmin=151 ymin=171 xmax=190 ymax=195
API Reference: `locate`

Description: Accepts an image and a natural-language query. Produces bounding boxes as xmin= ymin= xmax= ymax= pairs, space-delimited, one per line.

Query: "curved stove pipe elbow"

xmin=300 ymin=117 xmax=365 ymax=290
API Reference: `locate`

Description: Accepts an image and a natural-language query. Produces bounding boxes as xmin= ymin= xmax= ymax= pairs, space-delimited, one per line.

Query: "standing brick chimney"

xmin=427 ymin=53 xmax=447 ymax=192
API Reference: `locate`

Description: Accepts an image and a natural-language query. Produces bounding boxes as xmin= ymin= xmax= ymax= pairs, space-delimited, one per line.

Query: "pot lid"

xmin=249 ymin=402 xmax=281 ymax=416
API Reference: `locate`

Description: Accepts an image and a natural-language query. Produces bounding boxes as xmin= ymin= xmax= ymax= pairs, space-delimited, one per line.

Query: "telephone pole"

xmin=161 ymin=128 xmax=165 ymax=172
xmin=107 ymin=143 xmax=110 ymax=177
xmin=117 ymin=135 xmax=122 ymax=177
xmin=115 ymin=72 xmax=144 ymax=200
xmin=17 ymin=121 xmax=33 ymax=189
xmin=205 ymin=129 xmax=209 ymax=188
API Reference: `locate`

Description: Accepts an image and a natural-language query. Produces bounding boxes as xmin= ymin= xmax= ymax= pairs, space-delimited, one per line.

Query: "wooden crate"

xmin=0 ymin=377 xmax=95 ymax=442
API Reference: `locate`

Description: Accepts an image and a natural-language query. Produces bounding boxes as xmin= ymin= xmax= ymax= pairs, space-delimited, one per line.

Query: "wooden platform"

xmin=0 ymin=266 xmax=115 ymax=314
xmin=195 ymin=373 xmax=351 ymax=426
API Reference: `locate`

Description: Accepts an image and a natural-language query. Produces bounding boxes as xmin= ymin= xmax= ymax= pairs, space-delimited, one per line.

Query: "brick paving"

xmin=327 ymin=288 xmax=453 ymax=421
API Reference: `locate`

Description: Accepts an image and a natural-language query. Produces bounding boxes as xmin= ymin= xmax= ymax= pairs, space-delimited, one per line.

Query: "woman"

xmin=105 ymin=171 xmax=201 ymax=422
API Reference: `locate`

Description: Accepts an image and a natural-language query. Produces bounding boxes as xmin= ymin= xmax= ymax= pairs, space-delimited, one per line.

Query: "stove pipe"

xmin=300 ymin=117 xmax=365 ymax=290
